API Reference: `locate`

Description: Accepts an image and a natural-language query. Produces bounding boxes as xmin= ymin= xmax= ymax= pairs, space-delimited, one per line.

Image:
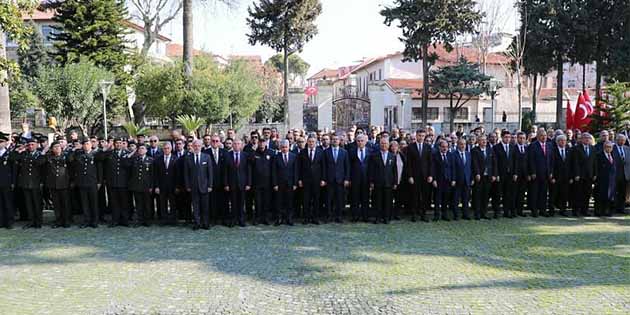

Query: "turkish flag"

xmin=583 ymin=89 xmax=594 ymax=114
xmin=304 ymin=86 xmax=318 ymax=96
xmin=566 ymin=100 xmax=574 ymax=130
xmin=573 ymin=93 xmax=591 ymax=131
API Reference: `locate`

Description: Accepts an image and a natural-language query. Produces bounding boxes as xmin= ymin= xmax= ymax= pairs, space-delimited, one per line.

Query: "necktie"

xmin=608 ymin=154 xmax=613 ymax=164
xmin=382 ymin=152 xmax=387 ymax=165
xmin=619 ymin=147 xmax=625 ymax=161
xmin=442 ymin=153 xmax=446 ymax=162
xmin=333 ymin=148 xmax=338 ymax=162
xmin=461 ymin=152 xmax=465 ymax=164
xmin=360 ymin=149 xmax=364 ymax=162
xmin=165 ymin=156 xmax=169 ymax=169
xmin=196 ymin=154 xmax=199 ymax=165
xmin=482 ymin=149 xmax=486 ymax=158
xmin=235 ymin=152 xmax=240 ymax=167
xmin=520 ymin=145 xmax=524 ymax=154
xmin=310 ymin=149 xmax=314 ymax=161
xmin=585 ymin=146 xmax=589 ymax=157
xmin=505 ymin=144 xmax=509 ymax=158
xmin=214 ymin=149 xmax=218 ymax=163
xmin=284 ymin=153 xmax=288 ymax=165
xmin=561 ymin=149 xmax=565 ymax=161
xmin=541 ymin=143 xmax=546 ymax=156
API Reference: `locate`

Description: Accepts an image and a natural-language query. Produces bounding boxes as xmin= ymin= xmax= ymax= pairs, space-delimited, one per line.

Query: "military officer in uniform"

xmin=44 ymin=141 xmax=72 ymax=228
xmin=14 ymin=137 xmax=46 ymax=228
xmin=128 ymin=145 xmax=155 ymax=226
xmin=102 ymin=138 xmax=131 ymax=227
xmin=70 ymin=139 xmax=102 ymax=228
xmin=0 ymin=133 xmax=16 ymax=229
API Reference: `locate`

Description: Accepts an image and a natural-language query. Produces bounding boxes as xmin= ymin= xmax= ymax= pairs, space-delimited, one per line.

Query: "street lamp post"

xmin=487 ymin=78 xmax=498 ymax=131
xmin=99 ymin=80 xmax=114 ymax=139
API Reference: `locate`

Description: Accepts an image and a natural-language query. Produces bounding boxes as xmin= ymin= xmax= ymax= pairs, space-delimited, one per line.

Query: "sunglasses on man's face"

xmin=212 ymin=140 xmax=220 ymax=143
xmin=150 ymin=140 xmax=158 ymax=143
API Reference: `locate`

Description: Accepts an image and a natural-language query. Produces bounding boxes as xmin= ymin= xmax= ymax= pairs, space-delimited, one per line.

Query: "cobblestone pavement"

xmin=0 ymin=216 xmax=628 ymax=315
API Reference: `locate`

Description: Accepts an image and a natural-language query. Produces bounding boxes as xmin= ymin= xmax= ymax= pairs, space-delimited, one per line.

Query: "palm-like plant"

xmin=176 ymin=114 xmax=204 ymax=138
xmin=123 ymin=122 xmax=149 ymax=139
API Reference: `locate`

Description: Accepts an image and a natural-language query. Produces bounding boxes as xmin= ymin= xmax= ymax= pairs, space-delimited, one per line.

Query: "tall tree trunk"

xmin=556 ymin=56 xmax=564 ymax=128
xmin=449 ymin=96 xmax=455 ymax=133
xmin=421 ymin=43 xmax=430 ymax=125
xmin=595 ymin=59 xmax=602 ymax=107
xmin=532 ymin=74 xmax=538 ymax=123
xmin=283 ymin=39 xmax=290 ymax=129
xmin=0 ymin=32 xmax=10 ymax=133
xmin=183 ymin=0 xmax=193 ymax=82
xmin=582 ymin=63 xmax=586 ymax=91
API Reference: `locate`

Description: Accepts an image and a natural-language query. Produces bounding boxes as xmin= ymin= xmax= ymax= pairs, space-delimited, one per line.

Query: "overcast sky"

xmin=162 ymin=0 xmax=518 ymax=77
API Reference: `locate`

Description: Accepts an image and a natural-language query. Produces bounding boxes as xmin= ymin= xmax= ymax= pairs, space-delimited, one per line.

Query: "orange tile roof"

xmin=308 ymin=68 xmax=339 ymax=81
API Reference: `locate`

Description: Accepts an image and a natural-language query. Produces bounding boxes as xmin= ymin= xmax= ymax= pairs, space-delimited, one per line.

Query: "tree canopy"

xmin=430 ymin=57 xmax=491 ymax=132
xmin=381 ymin=0 xmax=483 ymax=124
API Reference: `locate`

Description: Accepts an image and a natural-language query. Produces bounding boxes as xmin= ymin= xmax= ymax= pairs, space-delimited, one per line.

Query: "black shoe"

xmin=89 ymin=224 xmax=98 ymax=228
xmin=335 ymin=218 xmax=342 ymax=224
xmin=202 ymin=225 xmax=210 ymax=230
xmin=108 ymin=224 xmax=117 ymax=228
xmin=51 ymin=224 xmax=60 ymax=229
xmin=78 ymin=224 xmax=89 ymax=229
xmin=373 ymin=220 xmax=379 ymax=224
xmin=481 ymin=216 xmax=491 ymax=220
xmin=442 ymin=217 xmax=451 ymax=222
xmin=312 ymin=220 xmax=320 ymax=225
xmin=463 ymin=217 xmax=471 ymax=220
xmin=287 ymin=221 xmax=294 ymax=226
xmin=192 ymin=224 xmax=200 ymax=231
xmin=410 ymin=216 xmax=417 ymax=222
xmin=432 ymin=217 xmax=440 ymax=222
xmin=239 ymin=223 xmax=246 ymax=227
xmin=274 ymin=221 xmax=281 ymax=226
xmin=62 ymin=224 xmax=71 ymax=228
xmin=5 ymin=225 xmax=14 ymax=229
xmin=383 ymin=220 xmax=390 ymax=224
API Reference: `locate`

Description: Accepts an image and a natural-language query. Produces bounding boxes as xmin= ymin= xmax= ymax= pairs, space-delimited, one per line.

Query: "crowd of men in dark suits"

xmin=0 ymin=123 xmax=628 ymax=230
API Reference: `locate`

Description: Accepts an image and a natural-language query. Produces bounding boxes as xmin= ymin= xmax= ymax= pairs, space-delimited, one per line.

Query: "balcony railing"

xmin=332 ymin=85 xmax=370 ymax=103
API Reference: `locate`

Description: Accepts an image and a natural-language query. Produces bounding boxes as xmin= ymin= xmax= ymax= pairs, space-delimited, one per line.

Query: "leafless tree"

xmin=474 ymin=0 xmax=511 ymax=74
xmin=128 ymin=0 xmax=183 ymax=57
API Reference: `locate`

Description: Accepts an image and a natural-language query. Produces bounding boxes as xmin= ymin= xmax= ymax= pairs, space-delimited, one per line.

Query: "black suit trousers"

xmin=473 ymin=176 xmax=491 ymax=219
xmin=303 ymin=182 xmax=320 ymax=221
xmin=254 ymin=187 xmax=271 ymax=221
xmin=0 ymin=187 xmax=15 ymax=227
xmin=327 ymin=183 xmax=345 ymax=220
xmin=230 ymin=188 xmax=246 ymax=225
xmin=50 ymin=189 xmax=71 ymax=226
xmin=79 ymin=186 xmax=99 ymax=225
xmin=23 ymin=188 xmax=42 ymax=226
xmin=191 ymin=191 xmax=209 ymax=227
xmin=372 ymin=187 xmax=393 ymax=221
xmin=109 ymin=187 xmax=129 ymax=225
xmin=133 ymin=191 xmax=152 ymax=225
xmin=159 ymin=190 xmax=177 ymax=223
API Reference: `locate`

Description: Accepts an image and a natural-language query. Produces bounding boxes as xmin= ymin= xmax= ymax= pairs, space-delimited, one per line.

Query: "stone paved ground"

xmin=0 ymin=215 xmax=628 ymax=315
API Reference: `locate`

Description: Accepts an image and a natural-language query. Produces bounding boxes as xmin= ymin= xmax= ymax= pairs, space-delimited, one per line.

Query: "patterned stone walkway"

xmin=0 ymin=216 xmax=628 ymax=314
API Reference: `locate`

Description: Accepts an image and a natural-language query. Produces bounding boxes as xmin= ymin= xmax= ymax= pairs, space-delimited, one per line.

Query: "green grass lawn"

xmin=0 ymin=216 xmax=628 ymax=314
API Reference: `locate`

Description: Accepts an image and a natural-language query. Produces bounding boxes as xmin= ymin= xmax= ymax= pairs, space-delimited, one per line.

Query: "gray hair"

xmin=279 ymin=139 xmax=290 ymax=147
xmin=162 ymin=142 xmax=172 ymax=148
xmin=556 ymin=135 xmax=567 ymax=142
xmin=357 ymin=134 xmax=368 ymax=141
xmin=192 ymin=139 xmax=203 ymax=146
xmin=582 ymin=132 xmax=593 ymax=139
xmin=616 ymin=134 xmax=627 ymax=141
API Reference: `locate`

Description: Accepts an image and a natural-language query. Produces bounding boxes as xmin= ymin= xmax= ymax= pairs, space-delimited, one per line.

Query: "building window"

xmin=427 ymin=108 xmax=439 ymax=120
xmin=41 ymin=25 xmax=54 ymax=43
xmin=369 ymin=73 xmax=373 ymax=81
xmin=567 ymin=79 xmax=576 ymax=88
xmin=378 ymin=69 xmax=382 ymax=80
xmin=393 ymin=107 xmax=398 ymax=125
xmin=412 ymin=107 xmax=439 ymax=121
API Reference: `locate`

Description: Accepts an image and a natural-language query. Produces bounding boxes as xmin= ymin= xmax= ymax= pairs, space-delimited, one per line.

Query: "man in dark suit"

xmin=147 ymin=136 xmax=163 ymax=158
xmin=349 ymin=134 xmax=371 ymax=222
xmin=252 ymin=140 xmax=274 ymax=225
xmin=551 ymin=135 xmax=572 ymax=216
xmin=70 ymin=139 xmax=103 ymax=228
xmin=272 ymin=140 xmax=299 ymax=225
xmin=494 ymin=131 xmax=518 ymax=218
xmin=224 ymin=139 xmax=252 ymax=227
xmin=595 ymin=142 xmax=616 ymax=216
xmin=431 ymin=140 xmax=453 ymax=221
xmin=613 ymin=134 xmax=629 ymax=214
xmin=128 ymin=145 xmax=155 ymax=227
xmin=406 ymin=129 xmax=433 ymax=222
xmin=514 ymin=132 xmax=529 ymax=216
xmin=14 ymin=138 xmax=47 ymax=228
xmin=451 ymin=138 xmax=473 ymax=220
xmin=369 ymin=137 xmax=397 ymax=224
xmin=44 ymin=141 xmax=72 ymax=228
xmin=571 ymin=133 xmax=597 ymax=216
xmin=0 ymin=133 xmax=16 ymax=229
xmin=184 ymin=139 xmax=213 ymax=230
xmin=154 ymin=142 xmax=178 ymax=225
xmin=174 ymin=138 xmax=191 ymax=223
xmin=471 ymin=135 xmax=497 ymax=220
xmin=528 ymin=129 xmax=554 ymax=217
xmin=323 ymin=134 xmax=350 ymax=223
xmin=207 ymin=135 xmax=227 ymax=225
xmin=102 ymin=138 xmax=131 ymax=227
xmin=299 ymin=136 xmax=326 ymax=224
